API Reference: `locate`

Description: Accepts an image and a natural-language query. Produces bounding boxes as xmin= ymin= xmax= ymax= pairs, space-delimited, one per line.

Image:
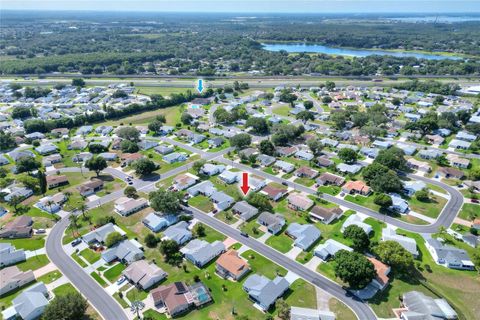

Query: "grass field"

xmin=90 ymin=271 xmax=108 ymax=287
xmin=103 ymin=263 xmax=126 ymax=282
xmin=329 ymin=298 xmax=356 ymax=320
xmin=265 ymin=232 xmax=294 ymax=253
xmin=0 ymin=236 xmax=45 ymax=251
xmin=113 ymin=292 xmax=130 ymax=308
xmin=80 ymin=248 xmax=101 ymax=264
xmin=37 ymin=270 xmax=62 ymax=284
xmin=458 ymin=203 xmax=479 ymax=221
xmin=188 ymin=195 xmax=214 ymax=212
xmin=240 ymin=250 xmax=287 ymax=279
xmin=136 ymin=86 xmax=190 ymax=97
xmin=71 ymin=252 xmax=88 ymax=268
xmin=16 ymin=255 xmax=50 ymax=271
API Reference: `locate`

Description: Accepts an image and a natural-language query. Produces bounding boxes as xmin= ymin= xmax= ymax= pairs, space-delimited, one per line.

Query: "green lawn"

xmin=196 ymin=223 xmax=227 ymax=243
xmin=188 ymin=195 xmax=214 ymax=212
xmin=239 ymin=219 xmax=265 ymax=238
xmin=142 ymin=309 xmax=168 ymax=320
xmin=16 ymin=255 xmax=50 ymax=271
xmin=344 ymin=194 xmax=381 ymax=211
xmin=408 ymin=194 xmax=447 ymax=219
xmin=294 ymin=177 xmax=315 ymax=187
xmin=71 ymin=253 xmax=88 ymax=268
xmin=284 ymin=279 xmax=317 ymax=309
xmin=126 ymin=287 xmax=149 ymax=302
xmin=329 ymin=298 xmax=356 ymax=320
xmin=90 ymin=271 xmax=108 ymax=287
xmin=80 ymin=248 xmax=101 ymax=264
xmin=240 ymin=250 xmax=287 ymax=279
xmin=265 ymin=233 xmax=294 ymax=253
xmin=318 ymin=185 xmax=341 ymax=196
xmin=316 ymin=261 xmax=338 ymax=282
xmin=363 ymin=217 xmax=386 ymax=242
xmin=295 ymin=250 xmax=314 ymax=264
xmin=52 ymin=283 xmax=77 ymax=296
xmin=113 ymin=292 xmax=130 ymax=308
xmin=272 ymin=105 xmax=292 ymax=117
xmin=37 ymin=270 xmax=62 ymax=284
xmin=0 ymin=236 xmax=45 ymax=251
xmin=458 ymin=203 xmax=479 ymax=221
xmin=214 ymin=210 xmax=239 ymax=225
xmin=103 ymin=263 xmax=126 ymax=282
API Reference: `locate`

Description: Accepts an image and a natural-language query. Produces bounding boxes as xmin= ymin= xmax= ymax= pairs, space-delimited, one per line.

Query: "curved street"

xmin=45 ymin=216 xmax=129 ymax=320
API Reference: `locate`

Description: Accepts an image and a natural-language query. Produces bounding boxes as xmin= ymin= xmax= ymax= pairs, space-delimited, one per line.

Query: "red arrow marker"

xmin=240 ymin=172 xmax=250 ymax=196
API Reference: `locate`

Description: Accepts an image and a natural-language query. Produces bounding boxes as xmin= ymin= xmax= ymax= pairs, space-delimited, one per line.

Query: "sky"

xmin=2 ymin=0 xmax=480 ymax=13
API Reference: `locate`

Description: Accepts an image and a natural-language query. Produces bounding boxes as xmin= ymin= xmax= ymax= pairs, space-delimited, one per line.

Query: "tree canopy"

xmin=149 ymin=189 xmax=182 ymax=214
xmin=334 ymin=250 xmax=376 ymax=289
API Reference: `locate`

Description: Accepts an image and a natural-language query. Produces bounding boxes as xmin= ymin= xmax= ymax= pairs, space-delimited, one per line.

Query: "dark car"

xmin=71 ymin=238 xmax=82 ymax=247
xmin=240 ymin=232 xmax=249 ymax=238
xmin=282 ymin=181 xmax=288 ymax=186
xmin=472 ymin=199 xmax=479 ymax=203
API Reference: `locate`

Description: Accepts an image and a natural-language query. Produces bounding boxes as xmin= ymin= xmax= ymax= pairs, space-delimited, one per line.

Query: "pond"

xmin=262 ymin=43 xmax=462 ymax=60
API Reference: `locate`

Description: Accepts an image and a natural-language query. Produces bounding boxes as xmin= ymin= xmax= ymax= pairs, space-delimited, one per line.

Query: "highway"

xmin=188 ymin=205 xmax=377 ymax=320
xmin=45 ymin=217 xmax=129 ymax=320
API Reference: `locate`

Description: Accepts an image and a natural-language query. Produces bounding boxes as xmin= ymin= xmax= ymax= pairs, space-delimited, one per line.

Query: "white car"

xmin=116 ymin=276 xmax=127 ymax=285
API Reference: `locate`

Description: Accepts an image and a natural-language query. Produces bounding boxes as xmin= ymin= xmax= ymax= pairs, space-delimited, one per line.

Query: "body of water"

xmin=262 ymin=43 xmax=462 ymax=60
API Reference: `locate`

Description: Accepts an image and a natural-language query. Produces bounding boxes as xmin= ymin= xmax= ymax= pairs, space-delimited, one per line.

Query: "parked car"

xmin=117 ymin=276 xmax=127 ymax=285
xmin=71 ymin=238 xmax=82 ymax=247
xmin=36 ymin=229 xmax=46 ymax=234
xmin=472 ymin=199 xmax=479 ymax=203
xmin=240 ymin=232 xmax=249 ymax=238
xmin=282 ymin=181 xmax=288 ymax=186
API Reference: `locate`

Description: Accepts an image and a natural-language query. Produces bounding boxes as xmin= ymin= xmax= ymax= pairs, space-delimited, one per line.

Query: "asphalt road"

xmin=45 ymin=217 xmax=129 ymax=320
xmin=188 ymin=206 xmax=377 ymax=320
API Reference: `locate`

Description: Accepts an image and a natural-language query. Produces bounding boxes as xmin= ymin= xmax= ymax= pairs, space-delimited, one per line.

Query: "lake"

xmin=262 ymin=43 xmax=462 ymax=60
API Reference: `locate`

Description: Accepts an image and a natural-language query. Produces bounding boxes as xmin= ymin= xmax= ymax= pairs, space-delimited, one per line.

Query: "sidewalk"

xmin=408 ymin=211 xmax=435 ymax=223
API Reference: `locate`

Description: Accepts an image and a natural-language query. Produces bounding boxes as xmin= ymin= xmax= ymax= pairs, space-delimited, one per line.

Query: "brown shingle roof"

xmin=216 ymin=249 xmax=249 ymax=278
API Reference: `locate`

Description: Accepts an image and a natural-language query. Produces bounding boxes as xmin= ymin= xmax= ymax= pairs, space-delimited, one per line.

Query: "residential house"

xmin=353 ymin=257 xmax=390 ymax=300
xmin=4 ymin=187 xmax=33 ymax=203
xmin=419 ymin=149 xmax=443 ymax=160
xmin=382 ymin=227 xmax=418 ymax=257
xmin=425 ymin=134 xmax=445 ymax=145
xmin=187 ymin=181 xmax=216 ymax=197
xmin=437 ymin=167 xmax=465 ymax=180
xmin=320 ymin=138 xmax=339 ymax=148
xmin=121 ymin=153 xmax=143 ymax=165
xmin=82 ymin=223 xmax=126 ymax=245
xmin=155 ymin=145 xmax=174 ymax=155
xmin=396 ymin=143 xmax=417 ymax=156
xmin=260 ymin=185 xmax=288 ymax=202
xmin=0 ymin=216 xmax=33 ymax=239
xmin=398 ymin=291 xmax=457 ymax=320
xmin=446 ymin=154 xmax=470 ymax=169
xmin=406 ymin=158 xmax=431 ymax=173
xmin=372 ymin=140 xmax=392 ymax=149
xmin=72 ymin=152 xmax=93 ymax=162
xmin=243 ymin=275 xmax=289 ymax=311
xmin=216 ymin=249 xmax=250 ymax=281
xmin=316 ymin=173 xmax=345 ymax=186
xmin=0 ymin=155 xmax=9 ymax=166
xmin=163 ymin=221 xmax=192 ymax=245
xmin=316 ymin=156 xmax=334 ymax=167
xmin=208 ymin=137 xmax=224 ymax=148
xmin=172 ymin=173 xmax=198 ymax=191
xmin=276 ymin=146 xmax=298 ymax=157
xmin=342 ymin=180 xmax=371 ymax=196
xmin=456 ymin=131 xmax=477 ymax=142
xmin=295 ymin=166 xmax=319 ymax=179
xmin=9 ymin=150 xmax=35 ymax=162
xmin=77 ymin=178 xmax=104 ymax=196
xmin=200 ymin=163 xmax=225 ymax=176
xmin=163 ymin=152 xmax=187 ymax=164
xmin=403 ymin=181 xmax=427 ymax=197
xmin=143 ymin=213 xmax=178 ymax=233
xmin=273 ymin=160 xmax=295 ymax=173
xmin=42 ymin=154 xmax=62 ymax=166
xmin=449 ymin=139 xmax=471 ymax=150
xmin=210 ymin=191 xmax=234 ymax=211
xmin=341 ymin=214 xmax=373 ymax=234
xmin=123 ymin=260 xmax=167 ymax=290
xmin=336 ymin=163 xmax=362 ymax=175
xmin=0 ymin=243 xmax=26 ymax=267
xmin=114 ymin=197 xmax=148 ymax=216
xmin=290 ymin=307 xmax=335 ymax=320
xmin=286 ymin=223 xmax=321 ymax=251
xmin=35 ymin=143 xmax=57 ymax=155
xmin=309 ymin=206 xmax=343 ymax=225
xmin=295 ymin=150 xmax=314 ymax=161
xmin=249 ymin=176 xmax=266 ymax=191
xmin=314 ymin=239 xmax=353 ymax=260
xmin=287 ymin=193 xmax=314 ymax=211
xmin=1 ymin=282 xmax=50 ymax=320
xmin=68 ymin=140 xmax=88 ymax=150
xmin=257 ymin=212 xmax=285 ymax=235
xmin=232 ymin=201 xmax=259 ymax=221
xmin=35 ymin=193 xmax=66 ymax=214
xmin=218 ymin=170 xmax=239 ymax=184
xmin=238 ymin=148 xmax=258 ymax=158
xmin=426 ymin=238 xmax=474 ymax=270
xmin=257 ymin=154 xmax=276 ymax=167
xmin=46 ymin=175 xmax=68 ymax=189
xmin=0 ymin=266 xmax=35 ymax=296
xmin=180 ymin=239 xmax=225 ymax=267
xmin=101 ymin=239 xmax=144 ymax=264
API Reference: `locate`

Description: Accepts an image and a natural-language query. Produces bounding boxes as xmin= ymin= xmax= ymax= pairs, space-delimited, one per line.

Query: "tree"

xmin=78 ymin=203 xmax=88 ymax=220
xmin=148 ymin=120 xmax=162 ymax=133
xmin=472 ymin=251 xmax=480 ymax=273
xmin=338 ymin=148 xmax=358 ymax=164
xmin=330 ymin=111 xmax=348 ymax=129
xmin=296 ymin=110 xmax=315 ymax=123
xmin=0 ymin=132 xmax=16 ymax=150
xmin=149 ymin=189 xmax=182 ymax=214
xmin=333 ymin=250 xmax=376 ymax=289
xmin=374 ymin=147 xmax=406 ymax=171
xmin=360 ymin=125 xmax=386 ymax=141
xmin=117 ymin=127 xmax=140 ymax=142
xmin=181 ymin=112 xmax=193 ymax=125
xmin=85 ymin=156 xmax=107 ymax=177
xmin=156 ymin=114 xmax=167 ymax=123
xmin=343 ymin=225 xmax=370 ymax=253
xmin=9 ymin=195 xmax=23 ymax=213
xmin=145 ymin=233 xmax=159 ymax=248
xmin=17 ymin=174 xmax=40 ymax=193
xmin=120 ymin=140 xmax=139 ymax=153
xmin=374 ymin=193 xmax=392 ymax=208
xmin=303 ymin=100 xmax=314 ymax=110
xmin=193 ymin=223 xmax=206 ymax=237
xmin=325 ymin=81 xmax=336 ymax=91
xmin=275 ymin=298 xmax=290 ymax=320
xmin=160 ymin=239 xmax=183 ymax=265
xmin=246 ymin=193 xmax=273 ymax=212
xmin=105 ymin=231 xmax=123 ymax=247
xmin=124 ymin=186 xmax=137 ymax=198
xmin=415 ymin=189 xmax=430 ymax=202
xmin=88 ymin=143 xmax=108 ymax=154
xmin=42 ymin=292 xmax=87 ymax=320
xmin=246 ymin=117 xmax=269 ymax=134
xmin=259 ymin=140 xmax=275 ymax=156
xmin=192 ymin=159 xmax=207 ymax=174
xmin=307 ymin=139 xmax=323 ymax=156
xmin=322 ymin=96 xmax=332 ymax=104
xmin=133 ymin=158 xmax=158 ymax=176
xmin=470 ymin=167 xmax=480 ymax=181
xmin=71 ymin=78 xmax=86 ymax=87
xmin=230 ymin=133 xmax=251 ymax=149
xmin=16 ymin=157 xmax=40 ymax=174
xmin=38 ymin=169 xmax=47 ymax=194
xmin=373 ymin=241 xmax=414 ymax=273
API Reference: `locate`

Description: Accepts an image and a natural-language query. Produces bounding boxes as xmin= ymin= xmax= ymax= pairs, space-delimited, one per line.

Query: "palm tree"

xmin=69 ymin=214 xmax=79 ymax=238
xmin=438 ymin=226 xmax=447 ymax=240
xmin=45 ymin=200 xmax=55 ymax=214
xmin=64 ymin=191 xmax=72 ymax=201
xmin=78 ymin=202 xmax=88 ymax=219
